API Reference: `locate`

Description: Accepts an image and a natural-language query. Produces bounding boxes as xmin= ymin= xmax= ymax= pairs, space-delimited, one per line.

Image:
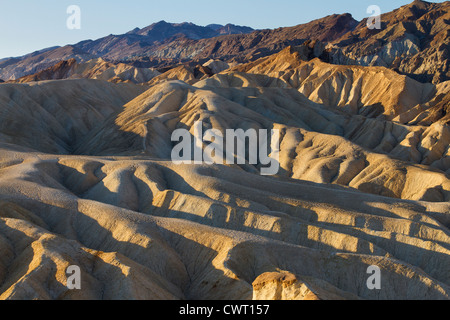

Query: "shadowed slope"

xmin=0 ymin=147 xmax=449 ymax=299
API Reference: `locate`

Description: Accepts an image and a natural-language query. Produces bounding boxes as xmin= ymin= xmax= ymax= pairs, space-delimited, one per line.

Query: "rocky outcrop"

xmin=11 ymin=58 xmax=161 ymax=84
xmin=330 ymin=0 xmax=450 ymax=84
xmin=0 ymin=46 xmax=95 ymax=81
xmin=0 ymin=1 xmax=449 ymax=301
xmin=231 ymin=46 xmax=443 ymax=122
xmin=252 ymin=271 xmax=360 ymax=300
xmin=203 ymin=59 xmax=231 ymax=74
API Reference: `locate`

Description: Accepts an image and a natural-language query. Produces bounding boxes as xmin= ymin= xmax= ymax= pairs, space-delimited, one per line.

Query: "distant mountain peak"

xmin=126 ymin=27 xmax=141 ymax=34
xmin=153 ymin=20 xmax=169 ymax=25
xmin=124 ymin=20 xmax=253 ymax=40
xmin=216 ymin=23 xmax=255 ymax=35
xmin=206 ymin=24 xmax=224 ymax=31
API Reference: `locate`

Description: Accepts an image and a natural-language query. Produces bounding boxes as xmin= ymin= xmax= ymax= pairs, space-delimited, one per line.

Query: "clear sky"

xmin=0 ymin=0 xmax=447 ymax=59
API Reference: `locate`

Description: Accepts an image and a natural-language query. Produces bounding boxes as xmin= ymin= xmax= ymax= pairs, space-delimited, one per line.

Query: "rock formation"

xmin=0 ymin=0 xmax=449 ymax=301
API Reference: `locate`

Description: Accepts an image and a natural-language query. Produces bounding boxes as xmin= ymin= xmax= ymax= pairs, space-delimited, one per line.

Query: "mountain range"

xmin=0 ymin=21 xmax=254 ymax=81
xmin=1 ymin=0 xmax=449 ymax=84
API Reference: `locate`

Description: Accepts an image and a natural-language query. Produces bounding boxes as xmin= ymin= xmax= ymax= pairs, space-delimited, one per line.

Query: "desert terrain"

xmin=0 ymin=0 xmax=449 ymax=300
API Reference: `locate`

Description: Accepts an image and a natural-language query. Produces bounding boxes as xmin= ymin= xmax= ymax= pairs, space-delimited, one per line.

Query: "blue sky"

xmin=0 ymin=0 xmax=446 ymax=59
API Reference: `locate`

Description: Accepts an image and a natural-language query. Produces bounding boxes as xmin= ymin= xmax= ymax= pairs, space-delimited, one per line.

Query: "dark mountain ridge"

xmin=0 ymin=1 xmax=448 ymax=83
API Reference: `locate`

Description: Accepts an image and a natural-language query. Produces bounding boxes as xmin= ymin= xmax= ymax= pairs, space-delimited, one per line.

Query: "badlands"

xmin=0 ymin=0 xmax=449 ymax=300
